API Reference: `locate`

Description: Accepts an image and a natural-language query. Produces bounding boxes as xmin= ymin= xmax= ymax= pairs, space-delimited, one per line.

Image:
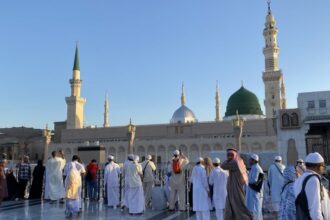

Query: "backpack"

xmin=172 ymin=159 xmax=181 ymax=174
xmin=295 ymin=174 xmax=324 ymax=220
xmin=249 ymin=172 xmax=264 ymax=193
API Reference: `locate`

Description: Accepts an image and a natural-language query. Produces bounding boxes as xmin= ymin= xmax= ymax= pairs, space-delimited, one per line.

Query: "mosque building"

xmin=48 ymin=4 xmax=296 ymax=167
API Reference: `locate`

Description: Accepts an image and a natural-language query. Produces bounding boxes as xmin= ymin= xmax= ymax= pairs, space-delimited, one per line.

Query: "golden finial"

xmin=181 ymin=82 xmax=186 ymax=105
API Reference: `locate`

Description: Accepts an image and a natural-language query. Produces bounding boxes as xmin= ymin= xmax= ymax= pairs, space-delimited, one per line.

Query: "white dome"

xmin=170 ymin=105 xmax=197 ymax=124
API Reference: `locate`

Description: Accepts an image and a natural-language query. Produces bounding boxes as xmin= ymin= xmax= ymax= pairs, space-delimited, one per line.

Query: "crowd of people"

xmin=0 ymin=148 xmax=329 ymax=219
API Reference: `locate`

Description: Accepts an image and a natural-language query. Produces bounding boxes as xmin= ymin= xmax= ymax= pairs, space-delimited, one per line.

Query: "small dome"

xmin=225 ymin=86 xmax=263 ymax=117
xmin=170 ymin=105 xmax=197 ymax=124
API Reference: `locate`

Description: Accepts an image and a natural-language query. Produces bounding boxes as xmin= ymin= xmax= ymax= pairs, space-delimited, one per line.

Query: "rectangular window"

xmin=319 ymin=100 xmax=326 ymax=108
xmin=308 ymin=101 xmax=315 ymax=109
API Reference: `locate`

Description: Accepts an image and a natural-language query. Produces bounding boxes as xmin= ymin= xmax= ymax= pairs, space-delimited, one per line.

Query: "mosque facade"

xmin=48 ymin=5 xmax=295 ymax=167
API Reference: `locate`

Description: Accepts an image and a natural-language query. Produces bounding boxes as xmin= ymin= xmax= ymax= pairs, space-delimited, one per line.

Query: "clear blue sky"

xmin=0 ymin=0 xmax=329 ymax=129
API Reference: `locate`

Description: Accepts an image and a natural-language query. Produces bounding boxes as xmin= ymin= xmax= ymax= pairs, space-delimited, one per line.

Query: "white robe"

xmin=127 ymin=162 xmax=144 ymax=214
xmin=267 ymin=162 xmax=285 ymax=210
xmin=122 ymin=160 xmax=131 ymax=207
xmin=64 ymin=161 xmax=85 ymax=209
xmin=209 ymin=166 xmax=228 ymax=210
xmin=104 ymin=161 xmax=121 ymax=206
xmin=192 ymin=164 xmax=210 ymax=212
xmin=45 ymin=157 xmax=65 ymax=200
xmin=246 ymin=163 xmax=263 ymax=220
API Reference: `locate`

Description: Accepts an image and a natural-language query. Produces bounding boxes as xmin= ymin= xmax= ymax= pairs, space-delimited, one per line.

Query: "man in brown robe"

xmin=221 ymin=148 xmax=252 ymax=220
xmin=0 ymin=154 xmax=8 ymax=205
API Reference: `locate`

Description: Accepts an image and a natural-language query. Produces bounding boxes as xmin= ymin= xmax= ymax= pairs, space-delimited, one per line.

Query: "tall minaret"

xmin=215 ymin=81 xmax=222 ymax=122
xmin=65 ymin=43 xmax=86 ymax=129
xmin=262 ymin=1 xmax=285 ymax=117
xmin=181 ymin=82 xmax=186 ymax=106
xmin=103 ymin=93 xmax=110 ymax=128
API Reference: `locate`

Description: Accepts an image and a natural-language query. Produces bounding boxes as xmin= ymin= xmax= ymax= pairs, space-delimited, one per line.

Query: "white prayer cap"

xmin=196 ymin=157 xmax=204 ymax=163
xmin=250 ymin=153 xmax=259 ymax=162
xmin=146 ymin=155 xmax=152 ymax=160
xmin=108 ymin=155 xmax=114 ymax=160
xmin=128 ymin=154 xmax=134 ymax=160
xmin=305 ymin=152 xmax=324 ymax=164
xmin=134 ymin=155 xmax=140 ymax=162
xmin=274 ymin=156 xmax=282 ymax=161
xmin=173 ymin=150 xmax=180 ymax=156
xmin=297 ymin=158 xmax=304 ymax=163
xmin=213 ymin=158 xmax=221 ymax=164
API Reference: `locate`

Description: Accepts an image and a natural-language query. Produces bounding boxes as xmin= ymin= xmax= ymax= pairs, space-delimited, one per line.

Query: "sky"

xmin=0 ymin=0 xmax=330 ymax=129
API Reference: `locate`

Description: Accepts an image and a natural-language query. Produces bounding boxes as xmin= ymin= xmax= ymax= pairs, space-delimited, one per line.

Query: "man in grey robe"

xmin=221 ymin=148 xmax=252 ymax=220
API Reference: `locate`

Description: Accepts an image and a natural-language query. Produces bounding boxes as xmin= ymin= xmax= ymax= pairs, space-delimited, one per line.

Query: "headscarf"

xmin=204 ymin=157 xmax=214 ymax=177
xmin=283 ymin=166 xmax=297 ymax=185
xmin=228 ymin=149 xmax=248 ymax=185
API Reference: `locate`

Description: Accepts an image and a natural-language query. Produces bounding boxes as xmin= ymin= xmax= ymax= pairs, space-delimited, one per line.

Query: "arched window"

xmin=282 ymin=113 xmax=290 ymax=127
xmin=291 ymin=113 xmax=299 ymax=126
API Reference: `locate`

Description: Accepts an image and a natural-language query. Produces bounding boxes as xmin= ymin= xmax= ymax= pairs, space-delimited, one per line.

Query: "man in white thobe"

xmin=127 ymin=155 xmax=145 ymax=214
xmin=121 ymin=154 xmax=134 ymax=210
xmin=267 ymin=155 xmax=285 ymax=216
xmin=104 ymin=155 xmax=121 ymax=208
xmin=209 ymin=158 xmax=228 ymax=220
xmin=45 ymin=151 xmax=66 ymax=202
xmin=63 ymin=155 xmax=85 ymax=211
xmin=63 ymin=155 xmax=86 ymax=215
xmin=141 ymin=155 xmax=156 ymax=207
xmin=192 ymin=157 xmax=210 ymax=220
xmin=294 ymin=152 xmax=330 ymax=220
xmin=169 ymin=150 xmax=189 ymax=211
xmin=246 ymin=154 xmax=264 ymax=220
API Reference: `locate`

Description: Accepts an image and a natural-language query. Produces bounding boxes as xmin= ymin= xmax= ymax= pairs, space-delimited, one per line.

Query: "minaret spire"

xmin=65 ymin=43 xmax=86 ymax=129
xmin=103 ymin=93 xmax=110 ymax=128
xmin=262 ymin=2 xmax=284 ymax=118
xmin=215 ymin=81 xmax=222 ymax=122
xmin=181 ymin=82 xmax=186 ymax=106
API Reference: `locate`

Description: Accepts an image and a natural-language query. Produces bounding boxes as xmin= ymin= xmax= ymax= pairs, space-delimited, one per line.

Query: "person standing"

xmin=279 ymin=166 xmax=297 ymax=220
xmin=294 ymin=152 xmax=329 ymax=219
xmin=121 ymin=154 xmax=134 ymax=210
xmin=169 ymin=150 xmax=189 ymax=211
xmin=192 ymin=157 xmax=210 ymax=220
xmin=209 ymin=158 xmax=228 ymax=220
xmin=64 ymin=155 xmax=86 ymax=218
xmin=44 ymin=151 xmax=65 ymax=203
xmin=221 ymin=148 xmax=252 ymax=220
xmin=104 ymin=155 xmax=121 ymax=208
xmin=267 ymin=156 xmax=285 ymax=216
xmin=141 ymin=155 xmax=156 ymax=207
xmin=29 ymin=160 xmax=45 ymax=199
xmin=127 ymin=155 xmax=144 ymax=215
xmin=246 ymin=154 xmax=264 ymax=220
xmin=0 ymin=154 xmax=8 ymax=205
xmin=85 ymin=159 xmax=99 ymax=201
xmin=16 ymin=156 xmax=31 ymax=200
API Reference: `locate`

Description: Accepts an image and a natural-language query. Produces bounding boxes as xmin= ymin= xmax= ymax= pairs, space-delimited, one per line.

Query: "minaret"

xmin=281 ymin=77 xmax=287 ymax=109
xmin=262 ymin=1 xmax=285 ymax=117
xmin=103 ymin=93 xmax=110 ymax=128
xmin=65 ymin=43 xmax=86 ymax=129
xmin=215 ymin=81 xmax=222 ymax=122
xmin=181 ymin=82 xmax=186 ymax=106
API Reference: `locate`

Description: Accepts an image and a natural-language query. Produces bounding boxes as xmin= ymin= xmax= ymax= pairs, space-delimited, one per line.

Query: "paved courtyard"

xmin=0 ymin=200 xmax=275 ymax=220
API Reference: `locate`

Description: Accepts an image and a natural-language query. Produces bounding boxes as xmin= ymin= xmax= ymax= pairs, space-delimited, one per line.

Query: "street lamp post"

xmin=43 ymin=125 xmax=52 ymax=163
xmin=127 ymin=118 xmax=136 ymax=155
xmin=232 ymin=111 xmax=244 ymax=152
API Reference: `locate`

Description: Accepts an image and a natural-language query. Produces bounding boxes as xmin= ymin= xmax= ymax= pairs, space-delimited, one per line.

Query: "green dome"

xmin=225 ymin=86 xmax=263 ymax=117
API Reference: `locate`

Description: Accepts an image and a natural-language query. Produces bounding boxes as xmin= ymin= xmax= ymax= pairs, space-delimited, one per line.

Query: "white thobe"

xmin=104 ymin=162 xmax=121 ymax=206
xmin=127 ymin=162 xmax=144 ymax=214
xmin=45 ymin=157 xmax=66 ymax=200
xmin=64 ymin=161 xmax=85 ymax=209
xmin=192 ymin=164 xmax=210 ymax=220
xmin=294 ymin=170 xmax=330 ymax=220
xmin=246 ymin=163 xmax=263 ymax=220
xmin=267 ymin=162 xmax=285 ymax=211
xmin=122 ymin=160 xmax=131 ymax=207
xmin=141 ymin=160 xmax=156 ymax=205
xmin=209 ymin=167 xmax=228 ymax=220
